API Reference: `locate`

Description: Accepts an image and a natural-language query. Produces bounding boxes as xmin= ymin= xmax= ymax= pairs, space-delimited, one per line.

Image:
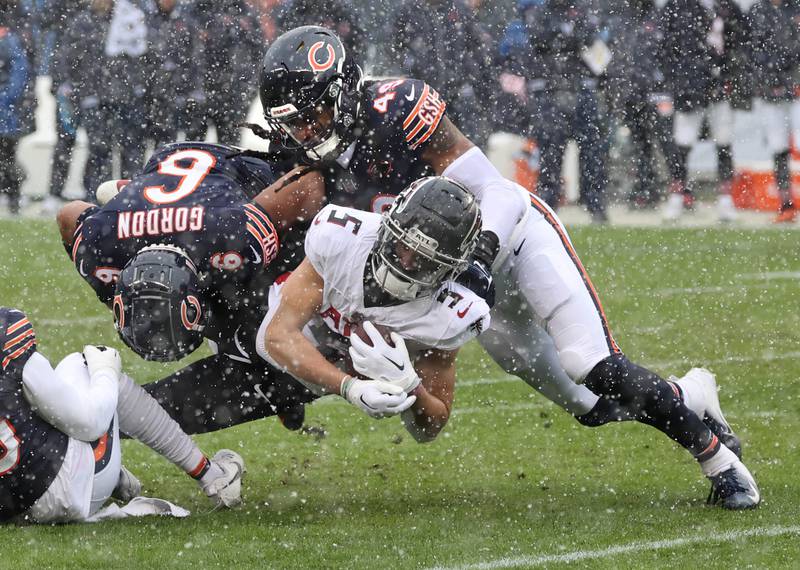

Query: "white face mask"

xmin=306 ymin=131 xmax=341 ymax=162
xmin=372 ymin=257 xmax=422 ymax=302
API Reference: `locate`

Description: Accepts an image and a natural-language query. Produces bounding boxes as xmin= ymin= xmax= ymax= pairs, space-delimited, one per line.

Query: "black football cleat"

xmin=707 ymin=460 xmax=760 ymax=510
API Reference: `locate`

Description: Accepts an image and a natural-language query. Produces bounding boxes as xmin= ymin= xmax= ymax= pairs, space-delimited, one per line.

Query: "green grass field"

xmin=1 ymin=218 xmax=799 ymax=569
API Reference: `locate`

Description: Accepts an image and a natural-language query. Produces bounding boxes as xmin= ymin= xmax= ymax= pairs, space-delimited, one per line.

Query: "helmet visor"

xmin=376 ymin=226 xmax=454 ymax=289
xmin=121 ymin=294 xmax=201 ymax=362
xmin=280 ymin=103 xmax=336 ymax=149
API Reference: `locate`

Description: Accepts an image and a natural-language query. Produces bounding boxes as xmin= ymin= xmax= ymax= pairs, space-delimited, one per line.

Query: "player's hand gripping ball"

xmin=349 ymin=321 xmax=421 ymax=393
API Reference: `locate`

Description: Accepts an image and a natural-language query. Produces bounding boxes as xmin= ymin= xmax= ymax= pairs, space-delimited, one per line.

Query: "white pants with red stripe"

xmin=479 ymin=196 xmax=614 ymax=416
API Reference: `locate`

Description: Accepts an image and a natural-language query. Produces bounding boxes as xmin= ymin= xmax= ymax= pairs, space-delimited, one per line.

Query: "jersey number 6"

xmin=0 ymin=419 xmax=21 ymax=476
xmin=143 ymin=149 xmax=217 ymax=205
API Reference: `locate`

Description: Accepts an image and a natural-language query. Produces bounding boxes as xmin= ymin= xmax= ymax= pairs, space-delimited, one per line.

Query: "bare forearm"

xmin=252 ymin=169 xmax=325 ymax=234
xmin=266 ymin=331 xmax=346 ymax=395
xmin=401 ymin=385 xmax=450 ymax=442
xmin=56 ymin=200 xmax=94 ymax=248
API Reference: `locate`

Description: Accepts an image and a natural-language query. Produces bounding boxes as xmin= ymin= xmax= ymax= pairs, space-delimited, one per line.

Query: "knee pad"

xmin=583 ymin=354 xmax=674 ymax=418
xmin=574 ymin=396 xmax=633 ymax=427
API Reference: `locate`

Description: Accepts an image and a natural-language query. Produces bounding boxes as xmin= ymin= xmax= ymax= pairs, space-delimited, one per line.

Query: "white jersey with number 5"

xmin=256 ymin=204 xmax=490 ymax=377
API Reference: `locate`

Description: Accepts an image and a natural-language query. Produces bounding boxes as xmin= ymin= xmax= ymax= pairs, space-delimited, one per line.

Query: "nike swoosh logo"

xmin=383 ymin=355 xmax=405 ymax=371
xmin=249 ymin=245 xmax=262 ymax=264
xmin=79 ymin=260 xmax=89 ymax=277
xmin=513 ymin=239 xmax=526 ymax=256
xmin=456 ymin=302 xmax=473 ymax=318
xmin=253 ymin=383 xmax=277 ymax=413
xmin=360 ymin=395 xmax=377 ymax=409
xmin=405 ymin=84 xmax=416 ymax=101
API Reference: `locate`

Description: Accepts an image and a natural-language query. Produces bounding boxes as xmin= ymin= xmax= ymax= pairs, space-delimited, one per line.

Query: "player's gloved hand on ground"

xmin=83 ymin=345 xmax=121 ymax=380
xmin=339 ymin=375 xmax=416 ymax=419
xmin=456 ymin=230 xmax=499 ymax=307
xmin=349 ymin=321 xmax=421 ymax=393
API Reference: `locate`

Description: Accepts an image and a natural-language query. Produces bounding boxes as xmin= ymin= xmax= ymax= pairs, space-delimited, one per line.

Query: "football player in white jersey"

xmin=255 ymin=27 xmax=760 ymax=509
xmin=0 ymin=308 xmax=245 ymax=524
xmin=262 ymin=177 xmax=490 ymax=441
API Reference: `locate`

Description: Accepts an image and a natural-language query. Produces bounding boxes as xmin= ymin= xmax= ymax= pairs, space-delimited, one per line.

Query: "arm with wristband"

xmin=265 ymin=258 xmax=415 ymax=419
xmin=349 ymin=322 xmax=456 ymax=442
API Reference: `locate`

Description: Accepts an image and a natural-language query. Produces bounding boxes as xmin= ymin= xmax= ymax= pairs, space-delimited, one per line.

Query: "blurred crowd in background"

xmin=1 ymin=0 xmax=799 ymax=223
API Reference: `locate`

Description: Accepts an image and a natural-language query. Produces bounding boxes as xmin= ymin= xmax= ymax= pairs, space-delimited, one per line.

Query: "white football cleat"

xmin=203 ymin=450 xmax=245 ymax=508
xmin=112 ymin=466 xmax=142 ymax=503
xmin=672 ymin=368 xmax=742 ymax=459
xmin=707 ymin=460 xmax=760 ymax=509
xmin=717 ymin=194 xmax=738 ymax=223
xmin=662 ymin=192 xmax=684 ymax=221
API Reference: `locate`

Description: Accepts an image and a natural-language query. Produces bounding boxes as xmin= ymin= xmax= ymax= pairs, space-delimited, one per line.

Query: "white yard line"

xmin=739 ymin=271 xmax=800 ymax=281
xmin=425 ymin=525 xmax=800 ymax=570
xmin=649 ymin=282 xmax=787 ymax=297
xmin=37 ymin=316 xmax=108 ymax=326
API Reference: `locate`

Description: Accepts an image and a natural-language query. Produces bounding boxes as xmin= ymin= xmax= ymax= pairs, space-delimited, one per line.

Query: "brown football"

xmin=349 ymin=320 xmax=395 ymax=348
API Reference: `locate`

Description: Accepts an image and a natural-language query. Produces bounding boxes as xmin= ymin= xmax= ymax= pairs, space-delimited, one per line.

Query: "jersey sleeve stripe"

xmin=2 ymin=338 xmax=36 ymax=370
xmin=6 ymin=317 xmax=30 ymax=336
xmin=409 ymin=103 xmax=446 ymax=150
xmin=404 ymin=119 xmax=426 ymax=144
xmin=70 ymin=232 xmax=83 ymax=263
xmin=244 ymin=204 xmax=280 ymax=251
xmin=246 ymin=223 xmax=274 ymax=267
xmin=244 ymin=203 xmax=273 ymax=226
xmin=3 ymin=328 xmax=34 ymax=351
xmin=402 ymin=84 xmax=431 ymax=130
xmin=244 ymin=210 xmax=276 ymax=247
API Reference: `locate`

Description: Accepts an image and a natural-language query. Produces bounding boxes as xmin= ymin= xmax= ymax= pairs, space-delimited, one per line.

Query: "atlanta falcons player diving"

xmin=263 ymin=177 xmax=489 ymax=440
xmin=252 ymin=25 xmax=759 ymax=508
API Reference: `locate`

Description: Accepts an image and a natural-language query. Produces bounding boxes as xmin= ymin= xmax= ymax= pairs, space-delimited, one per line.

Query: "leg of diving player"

xmin=492 ymin=195 xmax=759 ymax=508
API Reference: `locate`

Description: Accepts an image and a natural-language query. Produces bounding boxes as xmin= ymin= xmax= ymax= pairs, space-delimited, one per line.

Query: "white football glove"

xmin=95 ymin=179 xmax=129 ymax=205
xmin=83 ymin=345 xmax=121 ymax=381
xmin=340 ymin=375 xmax=416 ymax=419
xmin=349 ymin=322 xmax=421 ymax=393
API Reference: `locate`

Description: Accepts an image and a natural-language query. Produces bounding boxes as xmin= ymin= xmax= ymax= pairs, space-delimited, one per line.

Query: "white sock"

xmin=188 ymin=456 xmax=225 ymax=488
xmin=700 ymin=444 xmax=738 ymax=477
xmin=117 ymin=373 xmax=220 ymax=483
xmin=673 ymin=375 xmax=705 ymax=418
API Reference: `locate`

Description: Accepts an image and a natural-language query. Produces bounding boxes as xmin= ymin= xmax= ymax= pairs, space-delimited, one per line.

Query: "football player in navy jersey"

xmin=252 ymin=26 xmax=760 ymax=508
xmin=56 ymin=141 xmax=325 ymax=433
xmin=0 ymin=307 xmax=245 ymax=523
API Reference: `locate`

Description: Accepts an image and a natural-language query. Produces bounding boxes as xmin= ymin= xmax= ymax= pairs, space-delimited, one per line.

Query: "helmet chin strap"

xmin=306 ymin=131 xmax=341 ymax=162
xmin=372 ymin=257 xmax=421 ymax=302
xmin=305 ymin=77 xmax=351 ymax=162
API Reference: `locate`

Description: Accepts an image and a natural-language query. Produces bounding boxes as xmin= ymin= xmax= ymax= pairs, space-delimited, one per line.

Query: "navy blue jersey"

xmin=0 ymin=309 xmax=68 ymax=521
xmin=71 ymin=142 xmax=280 ymax=344
xmin=327 ymin=78 xmax=446 ymax=213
